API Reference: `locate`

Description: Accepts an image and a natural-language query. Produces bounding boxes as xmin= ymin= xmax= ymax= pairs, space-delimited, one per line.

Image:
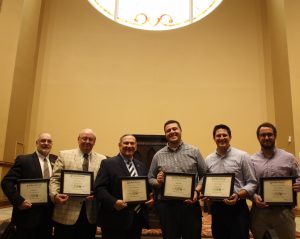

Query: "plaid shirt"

xmin=148 ymin=142 xmax=207 ymax=198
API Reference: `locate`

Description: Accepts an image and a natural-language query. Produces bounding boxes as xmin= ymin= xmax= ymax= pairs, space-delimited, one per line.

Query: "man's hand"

xmin=54 ymin=194 xmax=69 ymax=204
xmin=254 ymin=194 xmax=268 ymax=208
xmin=293 ymin=182 xmax=300 ymax=192
xmin=156 ymin=171 xmax=165 ymax=187
xmin=184 ymin=190 xmax=199 ymax=204
xmin=200 ymin=191 xmax=209 ymax=202
xmin=224 ymin=193 xmax=239 ymax=205
xmin=86 ymin=195 xmax=94 ymax=201
xmin=145 ymin=193 xmax=154 ymax=207
xmin=114 ymin=199 xmax=127 ymax=211
xmin=18 ymin=200 xmax=32 ymax=210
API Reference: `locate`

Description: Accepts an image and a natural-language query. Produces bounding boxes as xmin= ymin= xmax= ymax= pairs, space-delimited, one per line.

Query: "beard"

xmin=260 ymin=141 xmax=275 ymax=150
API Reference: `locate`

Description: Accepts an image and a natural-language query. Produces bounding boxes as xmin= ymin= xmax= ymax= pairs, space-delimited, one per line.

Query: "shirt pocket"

xmin=270 ymin=165 xmax=291 ymax=176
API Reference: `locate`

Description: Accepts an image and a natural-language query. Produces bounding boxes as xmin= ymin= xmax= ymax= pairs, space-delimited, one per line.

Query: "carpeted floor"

xmin=139 ymin=213 xmax=212 ymax=238
xmin=1 ymin=212 xmax=300 ymax=238
xmin=139 ymin=213 xmax=300 ymax=238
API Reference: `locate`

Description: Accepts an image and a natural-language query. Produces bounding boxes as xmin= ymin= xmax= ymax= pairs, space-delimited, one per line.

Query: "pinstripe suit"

xmin=49 ymin=148 xmax=106 ymax=225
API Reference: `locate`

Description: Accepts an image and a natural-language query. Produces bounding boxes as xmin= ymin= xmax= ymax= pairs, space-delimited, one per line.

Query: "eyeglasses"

xmin=259 ymin=133 xmax=274 ymax=138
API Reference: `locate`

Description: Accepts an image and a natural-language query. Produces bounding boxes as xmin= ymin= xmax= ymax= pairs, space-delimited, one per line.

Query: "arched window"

xmin=88 ymin=0 xmax=223 ymax=31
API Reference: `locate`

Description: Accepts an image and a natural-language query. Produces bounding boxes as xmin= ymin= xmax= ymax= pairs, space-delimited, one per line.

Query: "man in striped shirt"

xmin=148 ymin=120 xmax=207 ymax=239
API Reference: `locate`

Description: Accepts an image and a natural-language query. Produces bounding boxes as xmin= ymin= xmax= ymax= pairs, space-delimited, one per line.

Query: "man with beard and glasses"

xmin=49 ymin=128 xmax=106 ymax=239
xmin=94 ymin=134 xmax=153 ymax=239
xmin=1 ymin=133 xmax=57 ymax=239
xmin=204 ymin=124 xmax=257 ymax=239
xmin=148 ymin=120 xmax=207 ymax=239
xmin=250 ymin=122 xmax=300 ymax=239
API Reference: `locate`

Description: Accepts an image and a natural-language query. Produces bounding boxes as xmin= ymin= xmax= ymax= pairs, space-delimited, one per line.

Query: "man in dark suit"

xmin=1 ymin=133 xmax=57 ymax=239
xmin=94 ymin=134 xmax=153 ymax=239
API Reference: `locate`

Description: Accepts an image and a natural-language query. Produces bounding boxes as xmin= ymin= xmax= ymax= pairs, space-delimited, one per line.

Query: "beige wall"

xmin=0 ymin=0 xmax=23 ymax=170
xmin=262 ymin=0 xmax=295 ymax=153
xmin=285 ymin=0 xmax=300 ymax=160
xmin=4 ymin=0 xmax=43 ymax=160
xmin=27 ymin=0 xmax=267 ymax=157
xmin=1 ymin=0 xmax=300 ymax=199
xmin=0 ymin=0 xmax=43 ymax=162
xmin=0 ymin=0 xmax=43 ymax=201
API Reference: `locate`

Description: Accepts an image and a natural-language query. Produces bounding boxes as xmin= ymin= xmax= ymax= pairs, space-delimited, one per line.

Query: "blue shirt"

xmin=205 ymin=146 xmax=257 ymax=196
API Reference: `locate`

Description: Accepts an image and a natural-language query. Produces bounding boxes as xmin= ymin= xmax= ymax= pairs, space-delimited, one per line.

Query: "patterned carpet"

xmin=139 ymin=213 xmax=212 ymax=237
xmin=1 ymin=213 xmax=300 ymax=238
xmin=138 ymin=213 xmax=300 ymax=238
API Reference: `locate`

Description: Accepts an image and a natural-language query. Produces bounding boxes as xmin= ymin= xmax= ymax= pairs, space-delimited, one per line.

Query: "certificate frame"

xmin=261 ymin=176 xmax=296 ymax=206
xmin=121 ymin=176 xmax=148 ymax=204
xmin=202 ymin=173 xmax=235 ymax=200
xmin=163 ymin=172 xmax=195 ymax=200
xmin=61 ymin=170 xmax=94 ymax=197
xmin=17 ymin=179 xmax=49 ymax=205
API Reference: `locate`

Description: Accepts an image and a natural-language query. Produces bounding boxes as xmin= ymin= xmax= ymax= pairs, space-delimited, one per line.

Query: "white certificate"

xmin=121 ymin=177 xmax=147 ymax=203
xmin=19 ymin=179 xmax=49 ymax=204
xmin=163 ymin=173 xmax=195 ymax=199
xmin=262 ymin=177 xmax=295 ymax=205
xmin=61 ymin=170 xmax=93 ymax=196
xmin=202 ymin=173 xmax=234 ymax=199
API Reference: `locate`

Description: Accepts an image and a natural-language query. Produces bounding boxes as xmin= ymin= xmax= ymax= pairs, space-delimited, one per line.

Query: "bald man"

xmin=1 ymin=133 xmax=57 ymax=239
xmin=95 ymin=134 xmax=153 ymax=239
xmin=49 ymin=129 xmax=106 ymax=239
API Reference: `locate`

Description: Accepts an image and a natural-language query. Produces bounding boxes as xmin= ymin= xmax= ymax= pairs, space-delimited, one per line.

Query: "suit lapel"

xmin=89 ymin=152 xmax=97 ymax=173
xmin=74 ymin=149 xmax=83 ymax=170
xmin=133 ymin=159 xmax=143 ymax=176
xmin=32 ymin=152 xmax=43 ymax=178
xmin=117 ymin=154 xmax=130 ymax=176
xmin=49 ymin=154 xmax=57 ymax=169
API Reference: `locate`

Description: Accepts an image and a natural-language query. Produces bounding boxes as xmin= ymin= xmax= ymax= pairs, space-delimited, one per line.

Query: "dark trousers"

xmin=15 ymin=223 xmax=52 ymax=239
xmin=211 ymin=199 xmax=250 ymax=239
xmin=101 ymin=211 xmax=143 ymax=239
xmin=53 ymin=203 xmax=96 ymax=239
xmin=157 ymin=201 xmax=202 ymax=239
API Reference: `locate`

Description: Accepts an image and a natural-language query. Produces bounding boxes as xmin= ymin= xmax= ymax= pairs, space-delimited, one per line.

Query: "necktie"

xmin=127 ymin=160 xmax=141 ymax=213
xmin=43 ymin=158 xmax=50 ymax=178
xmin=127 ymin=160 xmax=137 ymax=177
xmin=83 ymin=154 xmax=89 ymax=171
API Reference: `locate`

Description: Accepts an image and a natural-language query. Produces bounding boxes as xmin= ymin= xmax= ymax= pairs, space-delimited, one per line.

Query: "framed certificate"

xmin=261 ymin=177 xmax=296 ymax=205
xmin=121 ymin=176 xmax=148 ymax=203
xmin=163 ymin=172 xmax=195 ymax=200
xmin=61 ymin=170 xmax=94 ymax=197
xmin=18 ymin=179 xmax=49 ymax=204
xmin=202 ymin=173 xmax=235 ymax=200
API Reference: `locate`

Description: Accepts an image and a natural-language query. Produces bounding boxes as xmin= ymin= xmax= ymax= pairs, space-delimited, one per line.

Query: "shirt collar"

xmin=167 ymin=141 xmax=183 ymax=152
xmin=215 ymin=146 xmax=231 ymax=158
xmin=120 ymin=153 xmax=133 ymax=163
xmin=36 ymin=150 xmax=48 ymax=160
xmin=259 ymin=147 xmax=277 ymax=159
xmin=79 ymin=148 xmax=91 ymax=158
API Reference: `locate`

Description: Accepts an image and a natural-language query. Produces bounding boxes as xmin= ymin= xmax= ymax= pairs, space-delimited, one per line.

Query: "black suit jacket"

xmin=94 ymin=154 xmax=149 ymax=230
xmin=1 ymin=152 xmax=57 ymax=228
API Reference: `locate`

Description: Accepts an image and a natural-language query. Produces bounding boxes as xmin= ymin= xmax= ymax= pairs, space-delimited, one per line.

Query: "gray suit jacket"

xmin=49 ymin=148 xmax=106 ymax=225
